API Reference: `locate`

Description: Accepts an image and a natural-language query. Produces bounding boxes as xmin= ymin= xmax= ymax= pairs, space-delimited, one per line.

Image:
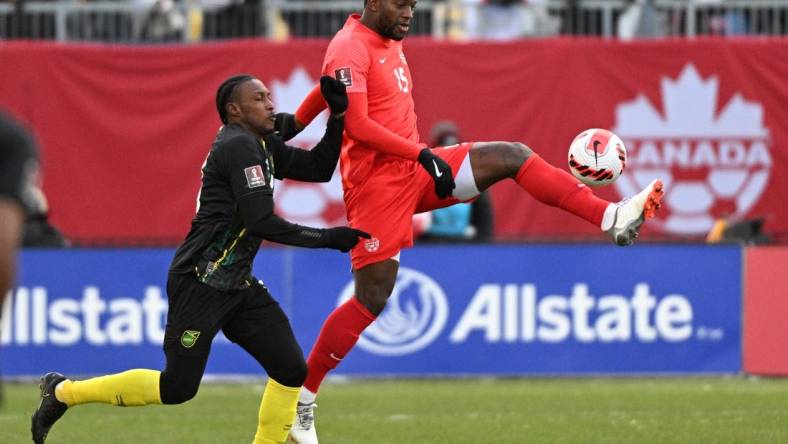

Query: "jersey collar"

xmin=345 ymin=13 xmax=394 ymax=47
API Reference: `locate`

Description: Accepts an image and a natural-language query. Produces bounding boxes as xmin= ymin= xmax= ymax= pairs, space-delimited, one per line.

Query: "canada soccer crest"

xmin=613 ymin=64 xmax=772 ymax=236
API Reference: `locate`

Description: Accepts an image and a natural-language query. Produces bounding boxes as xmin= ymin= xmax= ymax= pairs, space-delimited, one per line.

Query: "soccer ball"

xmin=567 ymin=128 xmax=627 ymax=187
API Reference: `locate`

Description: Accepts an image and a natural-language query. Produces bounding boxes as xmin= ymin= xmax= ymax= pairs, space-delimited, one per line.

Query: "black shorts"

xmin=163 ymin=273 xmax=289 ymax=357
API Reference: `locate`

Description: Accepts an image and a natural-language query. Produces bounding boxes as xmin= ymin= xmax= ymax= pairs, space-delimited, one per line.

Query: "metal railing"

xmin=0 ymin=0 xmax=786 ymax=43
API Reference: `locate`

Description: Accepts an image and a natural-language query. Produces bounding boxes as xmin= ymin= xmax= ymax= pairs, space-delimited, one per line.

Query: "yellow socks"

xmin=55 ymin=369 xmax=162 ymax=407
xmin=253 ymin=378 xmax=300 ymax=444
xmin=51 ymin=370 xmax=298 ymax=443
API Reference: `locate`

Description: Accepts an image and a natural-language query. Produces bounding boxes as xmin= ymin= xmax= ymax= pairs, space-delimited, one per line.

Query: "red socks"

xmin=515 ymin=154 xmax=608 ymax=227
xmin=303 ymin=297 xmax=376 ymax=393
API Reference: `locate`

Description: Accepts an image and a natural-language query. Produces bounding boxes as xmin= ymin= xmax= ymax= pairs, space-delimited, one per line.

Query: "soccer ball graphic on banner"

xmin=567 ymin=128 xmax=627 ymax=187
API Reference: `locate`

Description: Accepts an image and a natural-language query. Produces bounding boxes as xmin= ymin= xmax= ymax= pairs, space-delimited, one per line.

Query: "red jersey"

xmin=322 ymin=14 xmax=422 ymax=191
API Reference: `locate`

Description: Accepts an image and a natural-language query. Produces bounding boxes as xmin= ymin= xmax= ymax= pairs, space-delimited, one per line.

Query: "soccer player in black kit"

xmin=31 ymin=75 xmax=368 ymax=444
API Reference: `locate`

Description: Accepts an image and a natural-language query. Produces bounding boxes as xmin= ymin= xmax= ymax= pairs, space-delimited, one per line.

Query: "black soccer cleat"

xmin=31 ymin=372 xmax=69 ymax=444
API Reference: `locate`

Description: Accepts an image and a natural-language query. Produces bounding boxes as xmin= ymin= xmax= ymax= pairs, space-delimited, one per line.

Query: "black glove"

xmin=274 ymin=112 xmax=302 ymax=141
xmin=417 ymin=148 xmax=455 ymax=199
xmin=321 ymin=75 xmax=348 ymax=116
xmin=322 ymin=227 xmax=371 ymax=252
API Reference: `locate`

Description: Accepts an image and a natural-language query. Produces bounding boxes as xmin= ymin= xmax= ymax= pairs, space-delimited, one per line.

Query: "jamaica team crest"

xmin=180 ymin=330 xmax=201 ymax=348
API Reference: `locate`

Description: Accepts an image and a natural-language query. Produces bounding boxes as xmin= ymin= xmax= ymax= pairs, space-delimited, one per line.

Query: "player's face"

xmin=233 ymin=79 xmax=276 ymax=137
xmin=377 ymin=0 xmax=416 ymax=41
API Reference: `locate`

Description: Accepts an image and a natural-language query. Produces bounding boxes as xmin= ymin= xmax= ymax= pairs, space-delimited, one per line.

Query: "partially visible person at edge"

xmin=0 ymin=111 xmax=38 ymax=304
xmin=278 ymin=1 xmax=664 ymax=442
xmin=30 ymin=75 xmax=369 ymax=444
xmin=0 ymin=112 xmax=39 ymax=407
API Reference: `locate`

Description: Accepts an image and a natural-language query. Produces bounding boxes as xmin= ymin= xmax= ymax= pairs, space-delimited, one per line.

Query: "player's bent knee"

xmin=494 ymin=142 xmax=532 ymax=175
xmin=268 ymin=360 xmax=307 ymax=388
xmin=159 ymin=373 xmax=201 ymax=405
xmin=506 ymin=142 xmax=533 ymax=164
xmin=512 ymin=142 xmax=533 ymax=159
xmin=356 ymin=291 xmax=389 ymax=316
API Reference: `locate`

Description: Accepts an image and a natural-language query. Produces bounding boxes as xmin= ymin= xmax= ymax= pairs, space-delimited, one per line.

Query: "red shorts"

xmin=345 ymin=143 xmax=474 ymax=270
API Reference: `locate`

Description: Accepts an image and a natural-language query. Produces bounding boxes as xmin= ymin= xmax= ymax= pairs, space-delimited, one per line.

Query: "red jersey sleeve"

xmin=324 ymin=36 xmax=422 ymax=160
xmin=294 ymin=84 xmax=326 ymax=126
xmin=324 ymin=37 xmax=370 ymax=94
xmin=344 ymin=93 xmax=423 ymax=160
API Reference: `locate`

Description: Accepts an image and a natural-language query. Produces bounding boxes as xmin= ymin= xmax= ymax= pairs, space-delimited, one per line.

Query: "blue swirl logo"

xmin=337 ymin=267 xmax=448 ymax=356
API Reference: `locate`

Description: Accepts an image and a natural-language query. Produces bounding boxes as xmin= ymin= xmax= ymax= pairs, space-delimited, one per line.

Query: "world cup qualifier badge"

xmin=335 ymin=67 xmax=352 ymax=87
xmin=180 ymin=330 xmax=201 ymax=348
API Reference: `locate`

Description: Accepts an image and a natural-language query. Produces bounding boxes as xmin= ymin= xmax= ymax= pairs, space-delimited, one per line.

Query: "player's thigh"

xmin=161 ymin=274 xmax=240 ymax=403
xmin=223 ymin=282 xmax=306 ymax=386
xmin=163 ymin=273 xmax=240 ymax=359
xmin=346 ymin=174 xmax=421 ymax=270
xmin=468 ymin=141 xmax=532 ymax=190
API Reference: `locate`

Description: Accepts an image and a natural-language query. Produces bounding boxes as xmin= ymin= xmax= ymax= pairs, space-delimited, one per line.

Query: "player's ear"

xmin=365 ymin=0 xmax=379 ymax=12
xmin=226 ymin=102 xmax=241 ymax=121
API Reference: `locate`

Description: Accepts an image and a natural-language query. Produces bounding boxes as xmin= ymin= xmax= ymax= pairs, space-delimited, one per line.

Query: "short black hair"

xmin=216 ymin=74 xmax=254 ymax=124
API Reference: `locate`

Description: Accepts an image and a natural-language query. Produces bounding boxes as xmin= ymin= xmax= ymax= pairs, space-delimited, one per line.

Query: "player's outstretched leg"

xmin=467 ymin=142 xmax=664 ymax=246
xmin=604 ymin=179 xmax=664 ymax=246
xmin=31 ymin=372 xmax=68 ymax=444
xmin=288 ymin=401 xmax=318 ymax=444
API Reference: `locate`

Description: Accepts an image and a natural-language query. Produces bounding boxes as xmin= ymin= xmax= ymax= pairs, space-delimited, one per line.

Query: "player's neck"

xmin=359 ymin=12 xmax=384 ymax=39
xmin=230 ymin=120 xmax=264 ymax=139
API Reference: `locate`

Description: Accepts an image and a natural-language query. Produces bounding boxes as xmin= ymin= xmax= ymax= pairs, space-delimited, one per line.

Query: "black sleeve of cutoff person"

xmin=223 ymin=134 xmax=329 ymax=248
xmin=268 ymin=115 xmax=344 ymax=182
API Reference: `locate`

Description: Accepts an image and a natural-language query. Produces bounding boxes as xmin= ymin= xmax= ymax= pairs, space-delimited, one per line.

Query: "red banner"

xmin=1 ymin=38 xmax=787 ymax=243
xmin=744 ymin=246 xmax=788 ymax=376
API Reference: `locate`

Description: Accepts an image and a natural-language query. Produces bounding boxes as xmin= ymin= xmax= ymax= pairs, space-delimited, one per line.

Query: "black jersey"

xmin=0 ymin=113 xmax=38 ymax=213
xmin=170 ymin=118 xmax=343 ymax=290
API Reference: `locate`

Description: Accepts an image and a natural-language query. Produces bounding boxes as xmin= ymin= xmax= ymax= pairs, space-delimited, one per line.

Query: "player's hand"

xmin=323 ymin=227 xmax=371 ymax=252
xmin=320 ymin=75 xmax=348 ymax=116
xmin=274 ymin=113 xmax=303 ymax=141
xmin=417 ymin=148 xmax=455 ymax=199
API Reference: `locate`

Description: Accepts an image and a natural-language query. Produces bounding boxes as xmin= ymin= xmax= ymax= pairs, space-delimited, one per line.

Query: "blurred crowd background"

xmin=1 ymin=0 xmax=786 ymax=43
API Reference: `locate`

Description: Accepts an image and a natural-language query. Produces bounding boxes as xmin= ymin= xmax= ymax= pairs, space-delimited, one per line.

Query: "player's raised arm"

xmin=279 ymin=79 xmax=428 ymax=162
xmin=271 ymin=76 xmax=347 ymax=183
xmin=238 ymin=192 xmax=368 ymax=253
xmin=224 ymin=135 xmax=367 ymax=252
xmin=344 ymin=92 xmax=455 ymax=198
xmin=274 ymin=83 xmax=325 ymax=141
xmin=343 ymin=91 xmax=423 ymax=159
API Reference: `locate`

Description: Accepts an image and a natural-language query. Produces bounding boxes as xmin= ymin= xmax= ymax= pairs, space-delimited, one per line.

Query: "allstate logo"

xmin=337 ymin=267 xmax=448 ymax=356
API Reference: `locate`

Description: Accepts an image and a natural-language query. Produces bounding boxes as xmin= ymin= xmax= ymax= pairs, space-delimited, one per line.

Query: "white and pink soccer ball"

xmin=567 ymin=128 xmax=627 ymax=187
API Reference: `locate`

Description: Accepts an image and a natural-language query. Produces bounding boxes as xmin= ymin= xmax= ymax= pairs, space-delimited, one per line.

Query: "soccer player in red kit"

xmin=278 ymin=1 xmax=664 ymax=442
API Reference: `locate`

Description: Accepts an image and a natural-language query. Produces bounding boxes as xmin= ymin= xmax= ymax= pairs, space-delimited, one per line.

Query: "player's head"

xmin=216 ymin=74 xmax=276 ymax=137
xmin=362 ymin=0 xmax=416 ymax=41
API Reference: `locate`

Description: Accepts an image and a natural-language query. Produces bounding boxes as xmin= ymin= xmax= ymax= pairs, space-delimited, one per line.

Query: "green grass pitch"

xmin=3 ymin=377 xmax=787 ymax=443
